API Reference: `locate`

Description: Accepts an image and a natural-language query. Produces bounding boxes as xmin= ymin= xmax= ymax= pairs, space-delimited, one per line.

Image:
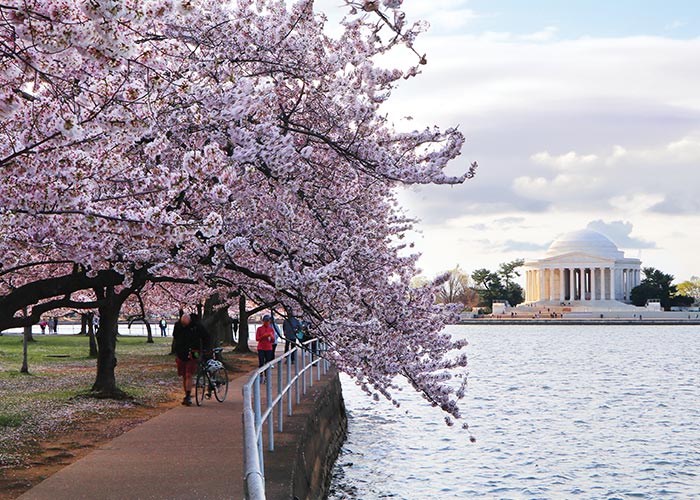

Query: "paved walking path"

xmin=18 ymin=375 xmax=248 ymax=500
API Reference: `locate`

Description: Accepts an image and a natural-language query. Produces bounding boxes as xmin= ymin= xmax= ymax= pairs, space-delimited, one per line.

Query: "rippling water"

xmin=328 ymin=325 xmax=700 ymax=499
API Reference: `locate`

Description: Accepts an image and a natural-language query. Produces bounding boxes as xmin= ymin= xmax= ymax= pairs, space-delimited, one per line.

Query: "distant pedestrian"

xmin=39 ymin=319 xmax=47 ymax=334
xmin=47 ymin=317 xmax=55 ymax=334
xmin=52 ymin=316 xmax=59 ymax=334
xmin=159 ymin=318 xmax=168 ymax=337
xmin=93 ymin=314 xmax=99 ymax=334
xmin=256 ymin=315 xmax=275 ymax=382
xmin=283 ymin=313 xmax=301 ymax=364
xmin=232 ymin=317 xmax=239 ymax=338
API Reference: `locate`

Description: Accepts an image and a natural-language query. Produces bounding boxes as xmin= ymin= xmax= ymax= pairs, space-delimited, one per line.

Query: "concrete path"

xmin=18 ymin=375 xmax=248 ymax=500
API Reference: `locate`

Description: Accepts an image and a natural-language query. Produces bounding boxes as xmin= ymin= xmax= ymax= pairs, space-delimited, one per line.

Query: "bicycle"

xmin=194 ymin=347 xmax=229 ymax=405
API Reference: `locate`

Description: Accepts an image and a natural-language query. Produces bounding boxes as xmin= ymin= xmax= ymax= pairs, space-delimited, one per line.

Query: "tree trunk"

xmin=20 ymin=324 xmax=30 ymax=373
xmin=128 ymin=316 xmax=154 ymax=343
xmin=203 ymin=294 xmax=232 ymax=346
xmin=145 ymin=320 xmax=153 ymax=343
xmin=234 ymin=294 xmax=251 ymax=353
xmin=25 ymin=319 xmax=35 ymax=342
xmin=87 ymin=311 xmax=98 ymax=358
xmin=91 ymin=290 xmax=125 ymax=398
xmin=80 ymin=313 xmax=88 ymax=335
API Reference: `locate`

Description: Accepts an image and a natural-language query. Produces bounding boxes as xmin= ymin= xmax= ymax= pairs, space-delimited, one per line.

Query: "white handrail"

xmin=242 ymin=339 xmax=331 ymax=499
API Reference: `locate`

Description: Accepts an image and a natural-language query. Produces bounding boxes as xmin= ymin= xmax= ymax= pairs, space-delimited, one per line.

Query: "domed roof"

xmin=545 ymin=229 xmax=623 ymax=259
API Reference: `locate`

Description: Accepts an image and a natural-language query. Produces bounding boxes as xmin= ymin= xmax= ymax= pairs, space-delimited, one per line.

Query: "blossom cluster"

xmin=0 ymin=0 xmax=475 ymax=421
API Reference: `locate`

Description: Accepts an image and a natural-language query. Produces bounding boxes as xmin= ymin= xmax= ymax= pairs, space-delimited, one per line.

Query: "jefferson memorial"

xmin=521 ymin=229 xmax=641 ymax=310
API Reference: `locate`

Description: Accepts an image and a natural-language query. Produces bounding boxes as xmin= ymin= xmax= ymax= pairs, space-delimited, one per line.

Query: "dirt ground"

xmin=0 ymin=352 xmax=259 ymax=500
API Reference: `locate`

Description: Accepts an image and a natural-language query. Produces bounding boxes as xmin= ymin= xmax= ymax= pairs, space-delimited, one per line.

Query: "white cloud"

xmin=666 ymin=134 xmax=700 ymax=162
xmin=520 ymin=26 xmax=559 ymax=42
xmin=608 ymin=193 xmax=666 ymax=213
xmin=531 ymin=151 xmax=599 ymax=170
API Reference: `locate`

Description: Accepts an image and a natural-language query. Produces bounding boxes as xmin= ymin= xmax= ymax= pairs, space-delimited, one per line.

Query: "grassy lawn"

xmin=0 ymin=334 xmax=179 ymax=468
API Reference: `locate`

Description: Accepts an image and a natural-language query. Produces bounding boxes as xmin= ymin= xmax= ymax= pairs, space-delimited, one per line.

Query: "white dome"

xmin=545 ymin=229 xmax=623 ymax=259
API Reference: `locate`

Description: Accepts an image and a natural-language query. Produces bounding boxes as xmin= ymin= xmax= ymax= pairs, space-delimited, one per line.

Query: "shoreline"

xmin=459 ymin=318 xmax=700 ymax=326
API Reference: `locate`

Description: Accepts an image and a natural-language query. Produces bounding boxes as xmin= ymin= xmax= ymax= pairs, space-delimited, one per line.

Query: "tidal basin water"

xmin=328 ymin=324 xmax=700 ymax=499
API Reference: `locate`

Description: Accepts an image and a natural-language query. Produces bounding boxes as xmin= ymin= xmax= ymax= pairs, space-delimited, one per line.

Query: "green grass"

xmin=0 ymin=412 xmax=23 ymax=428
xmin=0 ymin=334 xmax=179 ymax=467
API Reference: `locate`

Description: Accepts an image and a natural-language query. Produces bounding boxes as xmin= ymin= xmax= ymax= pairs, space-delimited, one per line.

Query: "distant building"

xmin=522 ymin=229 xmax=641 ymax=309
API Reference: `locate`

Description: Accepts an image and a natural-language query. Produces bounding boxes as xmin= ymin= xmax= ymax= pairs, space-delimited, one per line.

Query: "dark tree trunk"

xmin=25 ymin=317 xmax=35 ymax=342
xmin=145 ymin=320 xmax=153 ymax=343
xmin=130 ymin=316 xmax=154 ymax=343
xmin=91 ymin=288 xmax=125 ymax=398
xmin=203 ymin=294 xmax=232 ymax=346
xmin=132 ymin=293 xmax=154 ymax=343
xmin=234 ymin=294 xmax=251 ymax=353
xmin=20 ymin=324 xmax=30 ymax=373
xmin=80 ymin=313 xmax=88 ymax=335
xmin=87 ymin=311 xmax=98 ymax=358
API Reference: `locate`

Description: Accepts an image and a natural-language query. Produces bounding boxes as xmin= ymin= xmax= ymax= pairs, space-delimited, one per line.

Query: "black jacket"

xmin=173 ymin=320 xmax=211 ymax=361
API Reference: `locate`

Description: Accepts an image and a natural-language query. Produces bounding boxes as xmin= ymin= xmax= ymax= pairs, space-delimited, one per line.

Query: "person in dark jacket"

xmin=172 ymin=313 xmax=211 ymax=406
xmin=282 ymin=313 xmax=301 ymax=364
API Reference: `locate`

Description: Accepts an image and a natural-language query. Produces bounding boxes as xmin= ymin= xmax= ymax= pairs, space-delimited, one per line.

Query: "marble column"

xmin=610 ymin=267 xmax=616 ymax=301
xmin=577 ymin=267 xmax=584 ymax=300
xmin=539 ymin=269 xmax=545 ymax=302
xmin=549 ymin=268 xmax=555 ymax=301
xmin=569 ymin=268 xmax=575 ymax=301
xmin=559 ymin=268 xmax=565 ymax=302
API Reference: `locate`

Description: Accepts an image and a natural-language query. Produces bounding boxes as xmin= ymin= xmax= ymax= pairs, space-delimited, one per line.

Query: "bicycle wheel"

xmin=195 ymin=369 xmax=207 ymax=406
xmin=213 ymin=367 xmax=229 ymax=402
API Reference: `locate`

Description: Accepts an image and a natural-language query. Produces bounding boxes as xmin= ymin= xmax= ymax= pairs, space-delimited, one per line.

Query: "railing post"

xmin=317 ymin=340 xmax=322 ymax=381
xmin=302 ymin=348 xmax=308 ymax=395
xmin=277 ymin=358 xmax=283 ymax=432
xmin=287 ymin=355 xmax=293 ymax=416
xmin=254 ymin=377 xmax=264 ymax=475
xmin=309 ymin=346 xmax=314 ymax=387
xmin=266 ymin=366 xmax=274 ymax=451
xmin=295 ymin=348 xmax=300 ymax=404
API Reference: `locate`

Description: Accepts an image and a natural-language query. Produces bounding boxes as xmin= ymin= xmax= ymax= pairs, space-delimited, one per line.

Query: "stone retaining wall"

xmin=290 ymin=372 xmax=347 ymax=500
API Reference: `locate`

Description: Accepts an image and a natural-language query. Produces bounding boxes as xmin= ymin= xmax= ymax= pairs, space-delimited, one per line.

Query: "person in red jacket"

xmin=256 ymin=315 xmax=275 ymax=382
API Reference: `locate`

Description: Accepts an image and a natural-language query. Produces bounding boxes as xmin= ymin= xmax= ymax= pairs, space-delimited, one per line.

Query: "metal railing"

xmin=242 ymin=339 xmax=331 ymax=499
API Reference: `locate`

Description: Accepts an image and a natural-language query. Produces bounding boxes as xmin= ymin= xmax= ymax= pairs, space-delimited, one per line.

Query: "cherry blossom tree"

xmin=0 ymin=0 xmax=476 ymax=422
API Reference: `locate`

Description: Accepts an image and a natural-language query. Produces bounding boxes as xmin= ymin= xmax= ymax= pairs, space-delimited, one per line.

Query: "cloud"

xmin=665 ymin=20 xmax=687 ymax=31
xmin=608 ymin=193 xmax=666 ymax=213
xmin=649 ymin=197 xmax=700 ymax=214
xmin=519 ymin=26 xmax=559 ymax=42
xmin=531 ymin=150 xmax=599 ymax=170
xmin=501 ymin=239 xmax=551 ymax=252
xmin=512 ymin=173 xmax=605 ymax=204
xmin=494 ymin=216 xmax=526 ymax=225
xmin=586 ymin=220 xmax=657 ymax=249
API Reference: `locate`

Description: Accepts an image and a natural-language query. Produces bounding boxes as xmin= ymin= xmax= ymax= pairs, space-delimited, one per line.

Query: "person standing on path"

xmin=52 ymin=316 xmax=59 ymax=334
xmin=256 ymin=315 xmax=275 ymax=382
xmin=172 ymin=313 xmax=211 ymax=406
xmin=283 ymin=313 xmax=301 ymax=364
xmin=231 ymin=316 xmax=239 ymax=342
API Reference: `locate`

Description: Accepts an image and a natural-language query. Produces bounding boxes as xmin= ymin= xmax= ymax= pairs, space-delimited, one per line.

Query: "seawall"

xmin=459 ymin=319 xmax=700 ymax=326
xmin=262 ymin=369 xmax=347 ymax=500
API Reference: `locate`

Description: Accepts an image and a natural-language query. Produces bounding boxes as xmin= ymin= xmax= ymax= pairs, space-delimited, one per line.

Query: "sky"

xmin=311 ymin=1 xmax=700 ymax=286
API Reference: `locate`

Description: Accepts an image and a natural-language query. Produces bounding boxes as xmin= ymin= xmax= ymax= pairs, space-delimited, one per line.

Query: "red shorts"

xmin=176 ymin=357 xmax=198 ymax=377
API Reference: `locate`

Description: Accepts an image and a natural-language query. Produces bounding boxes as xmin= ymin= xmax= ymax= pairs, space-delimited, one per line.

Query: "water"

xmin=2 ymin=324 xmax=162 ymax=336
xmin=328 ymin=325 xmax=700 ymax=499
